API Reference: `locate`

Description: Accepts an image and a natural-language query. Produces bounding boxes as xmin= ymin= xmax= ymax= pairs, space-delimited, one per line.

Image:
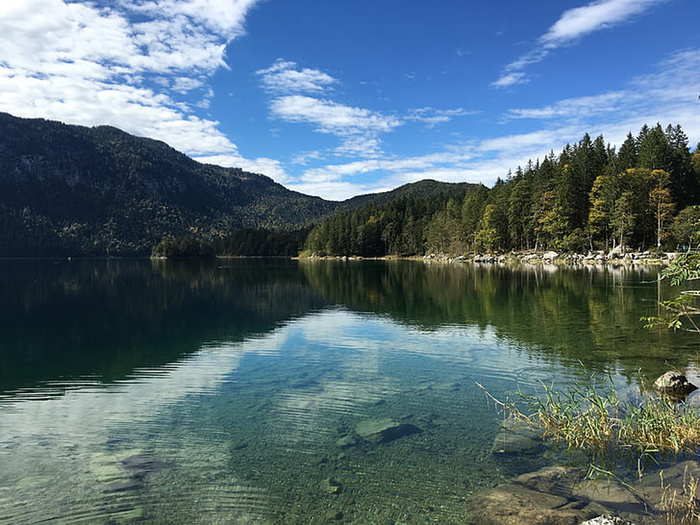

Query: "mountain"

xmin=339 ymin=179 xmax=481 ymax=211
xmin=0 ymin=112 xmax=478 ymax=256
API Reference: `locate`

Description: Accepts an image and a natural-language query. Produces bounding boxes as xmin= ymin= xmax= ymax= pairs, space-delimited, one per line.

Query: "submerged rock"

xmin=354 ymin=418 xmax=421 ymax=444
xmin=335 ymin=434 xmax=358 ymax=448
xmin=121 ymin=454 xmax=165 ymax=478
xmin=320 ymin=477 xmax=343 ymax=494
xmin=467 ymin=464 xmax=653 ymax=525
xmin=466 ymin=482 xmax=582 ymax=525
xmin=104 ymin=479 xmax=143 ymax=493
xmin=653 ymin=371 xmax=697 ymax=399
xmin=491 ymin=417 xmax=543 ymax=456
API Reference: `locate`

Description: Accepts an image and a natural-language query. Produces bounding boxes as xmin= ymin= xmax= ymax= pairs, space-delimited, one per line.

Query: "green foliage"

xmin=672 ymin=206 xmax=700 ymax=249
xmin=643 ymin=254 xmax=700 ymax=332
xmin=152 ymin=237 xmax=216 ymax=258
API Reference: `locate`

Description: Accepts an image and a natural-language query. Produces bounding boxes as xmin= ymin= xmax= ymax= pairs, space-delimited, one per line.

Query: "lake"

xmin=1 ymin=259 xmax=699 ymax=524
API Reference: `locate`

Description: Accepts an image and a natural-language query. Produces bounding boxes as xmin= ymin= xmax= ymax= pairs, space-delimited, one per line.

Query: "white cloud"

xmin=493 ymin=0 xmax=666 ymax=88
xmin=491 ymin=71 xmax=529 ymax=88
xmin=506 ymin=91 xmax=630 ymax=120
xmin=540 ymin=0 xmax=665 ymax=47
xmin=194 ymin=153 xmax=293 ymax=183
xmin=0 ymin=0 xmax=268 ymax=173
xmin=406 ymin=107 xmax=477 ymax=128
xmin=257 ymin=59 xmax=337 ymax=94
xmin=270 ymin=95 xmax=401 ymax=135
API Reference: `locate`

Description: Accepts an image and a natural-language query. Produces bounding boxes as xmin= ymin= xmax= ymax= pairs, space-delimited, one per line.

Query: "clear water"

xmin=1 ymin=259 xmax=700 ymax=524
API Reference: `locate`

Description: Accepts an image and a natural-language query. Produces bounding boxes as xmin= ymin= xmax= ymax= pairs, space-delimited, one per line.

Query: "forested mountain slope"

xmin=0 ymin=113 xmax=340 ymax=256
xmin=0 ymin=113 xmax=479 ymax=256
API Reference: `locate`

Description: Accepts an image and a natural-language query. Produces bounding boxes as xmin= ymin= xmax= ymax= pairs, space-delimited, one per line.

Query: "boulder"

xmin=572 ymin=479 xmax=646 ymax=514
xmin=653 ymin=371 xmax=698 ymax=398
xmin=466 ymin=483 xmax=581 ymax=525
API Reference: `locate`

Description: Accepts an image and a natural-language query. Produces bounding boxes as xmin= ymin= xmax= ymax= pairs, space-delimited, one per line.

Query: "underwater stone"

xmin=121 ymin=454 xmax=165 ymax=478
xmin=491 ymin=418 xmax=543 ymax=456
xmin=104 ymin=479 xmax=143 ymax=493
xmin=320 ymin=477 xmax=342 ymax=494
xmin=324 ymin=509 xmax=344 ymax=520
xmin=354 ymin=418 xmax=421 ymax=444
xmin=335 ymin=434 xmax=358 ymax=448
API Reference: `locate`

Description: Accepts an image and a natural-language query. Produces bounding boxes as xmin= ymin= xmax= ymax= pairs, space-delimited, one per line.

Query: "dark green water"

xmin=1 ymin=259 xmax=699 ymax=524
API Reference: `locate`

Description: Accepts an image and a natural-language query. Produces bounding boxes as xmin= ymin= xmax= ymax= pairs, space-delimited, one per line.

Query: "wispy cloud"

xmin=269 ymin=95 xmax=401 ymax=135
xmin=290 ymin=47 xmax=700 ymax=200
xmin=257 ymin=60 xmax=402 ymax=159
xmin=406 ymin=107 xmax=477 ymax=128
xmin=506 ymin=91 xmax=630 ymax=120
xmin=257 ymin=59 xmax=337 ymax=94
xmin=258 ymin=59 xmax=473 ymax=161
xmin=493 ymin=0 xmax=667 ymax=88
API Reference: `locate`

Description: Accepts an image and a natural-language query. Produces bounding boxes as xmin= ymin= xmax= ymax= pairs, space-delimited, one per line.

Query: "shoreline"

xmin=296 ymin=249 xmax=678 ymax=266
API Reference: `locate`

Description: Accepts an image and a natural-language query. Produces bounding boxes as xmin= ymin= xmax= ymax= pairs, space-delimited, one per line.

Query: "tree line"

xmin=304 ymin=124 xmax=700 ymax=257
xmin=152 ymin=228 xmax=311 ymax=258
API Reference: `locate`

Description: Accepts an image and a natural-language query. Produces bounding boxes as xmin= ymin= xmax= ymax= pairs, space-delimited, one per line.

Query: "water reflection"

xmin=0 ymin=259 xmax=327 ymax=394
xmin=1 ymin=307 xmax=561 ymax=523
xmin=300 ymin=260 xmax=700 ymax=379
xmin=2 ymin=259 xmax=700 ymax=523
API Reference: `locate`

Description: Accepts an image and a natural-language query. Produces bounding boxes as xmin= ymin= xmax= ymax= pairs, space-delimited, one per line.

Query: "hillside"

xmin=0 ymin=113 xmax=476 ymax=256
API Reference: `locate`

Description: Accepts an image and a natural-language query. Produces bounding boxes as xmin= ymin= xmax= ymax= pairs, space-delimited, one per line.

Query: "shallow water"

xmin=1 ymin=259 xmax=699 ymax=523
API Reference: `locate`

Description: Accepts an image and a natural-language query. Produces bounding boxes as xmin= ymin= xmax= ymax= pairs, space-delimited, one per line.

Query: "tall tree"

xmin=648 ymin=169 xmax=675 ymax=249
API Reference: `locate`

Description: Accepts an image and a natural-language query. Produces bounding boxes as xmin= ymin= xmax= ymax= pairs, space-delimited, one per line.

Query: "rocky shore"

xmin=301 ymin=248 xmax=681 ymax=266
xmin=427 ymin=249 xmax=677 ymax=266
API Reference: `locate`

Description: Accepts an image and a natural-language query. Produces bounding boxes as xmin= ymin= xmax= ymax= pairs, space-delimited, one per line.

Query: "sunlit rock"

xmin=653 ymin=371 xmax=698 ymax=399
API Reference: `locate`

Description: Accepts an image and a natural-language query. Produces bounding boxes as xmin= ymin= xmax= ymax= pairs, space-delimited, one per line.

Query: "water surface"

xmin=1 ymin=259 xmax=699 ymax=524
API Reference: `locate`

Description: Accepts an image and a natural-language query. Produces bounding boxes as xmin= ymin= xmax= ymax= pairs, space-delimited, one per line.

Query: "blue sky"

xmin=1 ymin=0 xmax=699 ymax=200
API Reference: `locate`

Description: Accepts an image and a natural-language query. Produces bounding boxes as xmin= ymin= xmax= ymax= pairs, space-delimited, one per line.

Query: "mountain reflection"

xmin=3 ymin=259 xmax=700 ymax=396
xmin=0 ymin=259 xmax=327 ymax=394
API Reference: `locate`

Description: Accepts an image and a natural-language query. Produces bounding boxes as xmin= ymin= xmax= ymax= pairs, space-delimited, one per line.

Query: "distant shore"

xmin=297 ymin=249 xmax=679 ymax=266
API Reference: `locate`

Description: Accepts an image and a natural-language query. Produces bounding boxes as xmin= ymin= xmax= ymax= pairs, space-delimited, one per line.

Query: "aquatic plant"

xmin=480 ymin=371 xmax=700 ymax=457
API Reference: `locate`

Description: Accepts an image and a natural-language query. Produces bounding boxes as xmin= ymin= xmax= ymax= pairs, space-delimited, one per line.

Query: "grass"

xmin=479 ymin=370 xmax=700 ymax=523
xmin=661 ymin=466 xmax=700 ymax=525
xmin=479 ymin=370 xmax=700 ymax=457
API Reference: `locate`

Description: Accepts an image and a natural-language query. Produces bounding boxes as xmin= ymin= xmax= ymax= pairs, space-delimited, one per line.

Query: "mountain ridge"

xmin=0 ymin=112 xmax=478 ymax=256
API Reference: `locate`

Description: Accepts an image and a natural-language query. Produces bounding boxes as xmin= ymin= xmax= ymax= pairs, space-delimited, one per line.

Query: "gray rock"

xmin=653 ymin=371 xmax=698 ymax=398
xmin=354 ymin=418 xmax=421 ymax=444
xmin=121 ymin=454 xmax=165 ymax=478
xmin=514 ymin=465 xmax=581 ymax=497
xmin=572 ymin=479 xmax=645 ymax=514
xmin=491 ymin=418 xmax=543 ymax=456
xmin=581 ymin=517 xmax=636 ymax=525
xmin=466 ymin=483 xmax=579 ymax=525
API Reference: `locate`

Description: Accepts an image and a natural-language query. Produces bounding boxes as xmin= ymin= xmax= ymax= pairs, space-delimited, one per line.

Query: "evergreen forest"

xmin=304 ymin=124 xmax=700 ymax=257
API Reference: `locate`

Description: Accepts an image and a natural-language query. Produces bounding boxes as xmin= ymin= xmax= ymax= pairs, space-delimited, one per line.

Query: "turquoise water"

xmin=1 ymin=259 xmax=699 ymax=523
